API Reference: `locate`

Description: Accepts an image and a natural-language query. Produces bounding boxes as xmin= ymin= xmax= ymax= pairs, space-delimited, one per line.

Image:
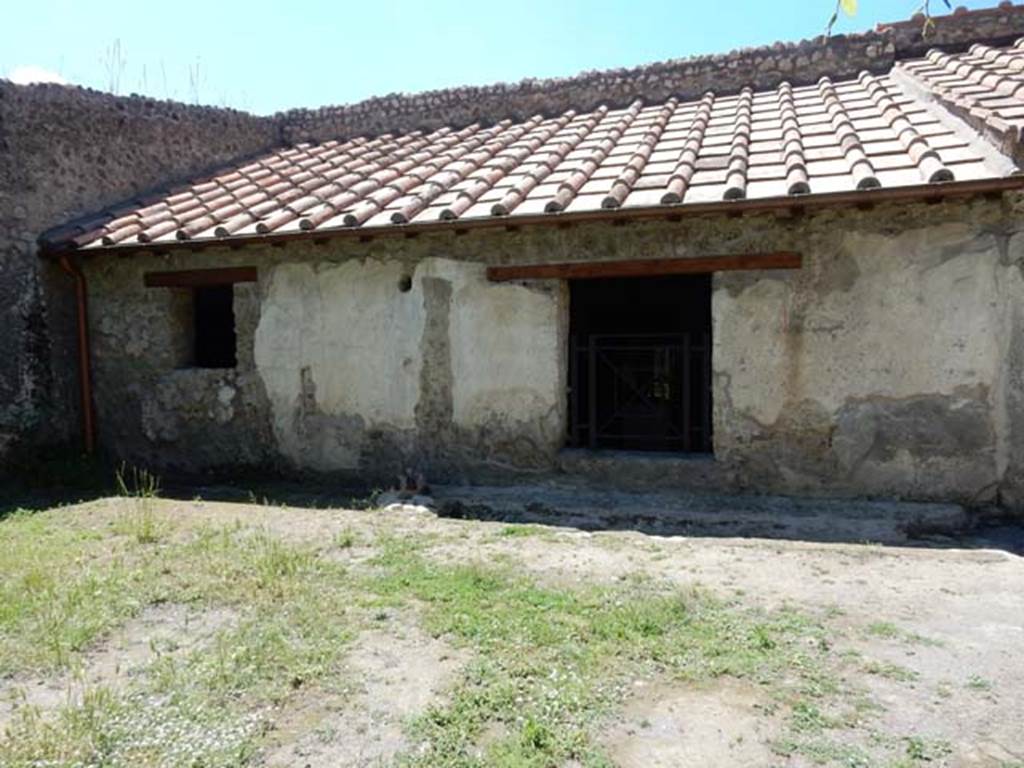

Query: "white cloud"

xmin=7 ymin=65 xmax=68 ymax=85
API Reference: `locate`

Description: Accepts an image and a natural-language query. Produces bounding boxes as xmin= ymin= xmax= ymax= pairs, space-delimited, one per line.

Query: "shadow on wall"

xmin=0 ymin=445 xmax=112 ymax=517
xmin=0 ymin=449 xmax=374 ymax=519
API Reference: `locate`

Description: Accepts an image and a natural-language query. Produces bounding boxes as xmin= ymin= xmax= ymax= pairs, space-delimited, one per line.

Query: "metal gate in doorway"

xmin=568 ymin=332 xmax=712 ymax=453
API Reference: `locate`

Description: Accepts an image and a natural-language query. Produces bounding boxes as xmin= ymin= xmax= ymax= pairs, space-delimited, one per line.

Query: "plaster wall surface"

xmin=997 ymin=230 xmax=1024 ymax=509
xmin=5 ymin=4 xmax=1023 ymax=471
xmin=435 ymin=259 xmax=566 ymax=461
xmin=252 ymin=257 xmax=565 ymax=475
xmin=714 ymin=223 xmax=1006 ymax=501
xmin=255 ymin=259 xmax=427 ymax=471
xmin=80 ymin=195 xmax=1024 ymax=510
xmin=86 ymin=254 xmax=273 ymax=470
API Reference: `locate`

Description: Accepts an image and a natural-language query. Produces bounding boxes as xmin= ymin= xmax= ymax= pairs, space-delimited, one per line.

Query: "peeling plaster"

xmin=77 ymin=196 xmax=1024 ymax=511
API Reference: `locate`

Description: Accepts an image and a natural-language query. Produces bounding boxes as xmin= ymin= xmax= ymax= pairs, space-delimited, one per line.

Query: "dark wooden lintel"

xmin=144 ymin=266 xmax=258 ymax=288
xmin=486 ymin=252 xmax=802 ymax=282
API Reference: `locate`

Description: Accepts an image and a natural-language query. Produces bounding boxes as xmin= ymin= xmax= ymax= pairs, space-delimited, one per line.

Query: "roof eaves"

xmin=40 ymin=175 xmax=1024 ymax=260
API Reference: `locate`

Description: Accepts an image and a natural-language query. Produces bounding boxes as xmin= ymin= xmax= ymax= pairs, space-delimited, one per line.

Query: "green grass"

xmin=113 ymin=463 xmax=161 ymax=499
xmin=0 ymin=511 xmax=357 ymax=766
xmin=363 ymin=536 xmax=840 ymax=767
xmin=110 ymin=500 xmax=166 ymax=545
xmin=772 ymin=735 xmax=871 ymax=767
xmin=883 ymin=735 xmax=954 ymax=766
xmin=864 ymin=621 xmax=942 ymax=648
xmin=496 ymin=524 xmax=547 ymax=538
xmin=0 ymin=510 xmax=142 ymax=673
xmin=0 ymin=500 xmax=958 ymax=768
xmin=862 ymin=660 xmax=920 ymax=683
xmin=333 ymin=527 xmax=357 ymax=549
xmin=111 ymin=464 xmax=166 ymax=544
xmin=790 ymin=701 xmax=841 ymax=734
xmin=966 ymin=674 xmax=993 ymax=691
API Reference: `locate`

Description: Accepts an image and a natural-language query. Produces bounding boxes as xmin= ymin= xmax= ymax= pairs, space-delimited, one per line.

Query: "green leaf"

xmin=840 ymin=0 xmax=858 ymax=16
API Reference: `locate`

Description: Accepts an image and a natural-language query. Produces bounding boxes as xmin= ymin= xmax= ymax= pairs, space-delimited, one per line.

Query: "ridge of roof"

xmin=6 ymin=3 xmax=1019 ymax=148
xmin=279 ymin=2 xmax=1024 ymax=144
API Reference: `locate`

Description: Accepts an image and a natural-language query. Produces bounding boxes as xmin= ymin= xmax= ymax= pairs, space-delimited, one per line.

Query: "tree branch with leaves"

xmin=826 ymin=0 xmax=953 ymax=36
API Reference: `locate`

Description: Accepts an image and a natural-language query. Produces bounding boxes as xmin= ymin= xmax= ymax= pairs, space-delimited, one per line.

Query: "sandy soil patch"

xmin=0 ymin=603 xmax=235 ymax=732
xmin=602 ymin=678 xmax=777 ymax=767
xmin=262 ymin=612 xmax=467 ymax=767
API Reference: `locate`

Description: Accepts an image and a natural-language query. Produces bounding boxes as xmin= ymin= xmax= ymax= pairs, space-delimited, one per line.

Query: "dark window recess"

xmin=568 ymin=275 xmax=712 ymax=453
xmin=193 ymin=284 xmax=237 ymax=368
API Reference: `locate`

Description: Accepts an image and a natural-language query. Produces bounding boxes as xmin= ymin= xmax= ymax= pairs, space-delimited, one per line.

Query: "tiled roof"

xmin=47 ymin=41 xmax=1024 ymax=253
xmin=898 ymin=39 xmax=1024 ymax=152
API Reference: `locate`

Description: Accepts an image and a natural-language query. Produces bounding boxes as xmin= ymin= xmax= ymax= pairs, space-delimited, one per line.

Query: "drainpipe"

xmin=58 ymin=254 xmax=95 ymax=454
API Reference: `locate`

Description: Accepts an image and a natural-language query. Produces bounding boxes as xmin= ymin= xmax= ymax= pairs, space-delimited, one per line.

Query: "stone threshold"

xmin=427 ymin=482 xmax=971 ymax=547
xmin=557 ymin=447 xmax=731 ymax=492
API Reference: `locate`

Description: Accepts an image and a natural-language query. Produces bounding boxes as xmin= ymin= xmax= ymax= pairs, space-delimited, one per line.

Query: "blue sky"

xmin=0 ymin=0 xmax=1001 ymax=114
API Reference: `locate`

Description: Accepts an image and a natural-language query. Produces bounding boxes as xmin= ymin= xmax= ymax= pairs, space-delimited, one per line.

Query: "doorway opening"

xmin=567 ymin=275 xmax=712 ymax=453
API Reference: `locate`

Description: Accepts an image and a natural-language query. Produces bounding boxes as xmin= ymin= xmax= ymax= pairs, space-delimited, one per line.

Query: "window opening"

xmin=192 ymin=284 xmax=237 ymax=369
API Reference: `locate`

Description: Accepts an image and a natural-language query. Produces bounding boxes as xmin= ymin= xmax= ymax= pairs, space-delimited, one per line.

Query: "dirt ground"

xmin=262 ymin=612 xmax=468 ymax=767
xmin=2 ymin=495 xmax=1022 ymax=767
xmin=0 ymin=603 xmax=237 ymax=731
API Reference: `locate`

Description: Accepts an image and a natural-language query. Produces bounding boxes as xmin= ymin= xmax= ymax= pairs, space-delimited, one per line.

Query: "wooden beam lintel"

xmin=486 ymin=252 xmax=802 ymax=282
xmin=143 ymin=266 xmax=258 ymax=288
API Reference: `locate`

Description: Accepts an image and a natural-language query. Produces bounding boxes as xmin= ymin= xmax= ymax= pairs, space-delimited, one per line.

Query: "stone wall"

xmin=78 ymin=195 xmax=1024 ymax=509
xmin=279 ymin=3 xmax=1024 ymax=144
xmin=0 ymin=81 xmax=279 ymax=462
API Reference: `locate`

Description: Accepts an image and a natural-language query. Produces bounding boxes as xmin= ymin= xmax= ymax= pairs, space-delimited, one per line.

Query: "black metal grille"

xmin=568 ymin=333 xmax=712 ymax=453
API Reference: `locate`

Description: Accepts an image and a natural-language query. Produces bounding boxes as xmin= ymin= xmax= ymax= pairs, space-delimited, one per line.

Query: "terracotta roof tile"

xmin=660 ymin=91 xmax=715 ymax=204
xmin=53 ymin=39 xmax=1024 ymax=252
xmin=897 ymin=38 xmax=1024 ymax=150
